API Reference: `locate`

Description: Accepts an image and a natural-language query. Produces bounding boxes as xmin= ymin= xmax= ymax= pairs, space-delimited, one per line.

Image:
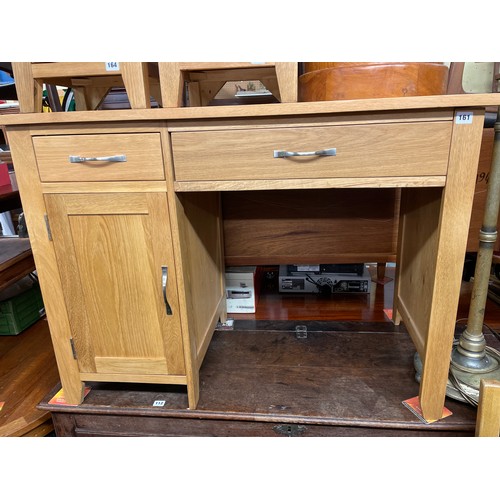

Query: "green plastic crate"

xmin=0 ymin=278 xmax=45 ymax=335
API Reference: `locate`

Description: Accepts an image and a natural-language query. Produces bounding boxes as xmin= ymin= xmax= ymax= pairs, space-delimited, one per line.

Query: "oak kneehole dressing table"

xmin=3 ymin=94 xmax=499 ymax=423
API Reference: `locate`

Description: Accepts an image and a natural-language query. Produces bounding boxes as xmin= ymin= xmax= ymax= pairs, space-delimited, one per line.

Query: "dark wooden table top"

xmin=38 ymin=321 xmax=485 ymax=436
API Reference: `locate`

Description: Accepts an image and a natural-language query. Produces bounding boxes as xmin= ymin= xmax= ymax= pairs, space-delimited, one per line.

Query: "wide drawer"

xmin=171 ymin=122 xmax=452 ymax=181
xmin=33 ymin=133 xmax=165 ymax=182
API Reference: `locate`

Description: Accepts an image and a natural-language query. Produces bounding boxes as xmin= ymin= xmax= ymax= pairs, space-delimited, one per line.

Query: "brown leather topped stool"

xmin=299 ymin=62 xmax=449 ymax=101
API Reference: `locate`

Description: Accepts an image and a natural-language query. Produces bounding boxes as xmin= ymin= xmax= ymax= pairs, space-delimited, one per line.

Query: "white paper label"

xmin=105 ymin=62 xmax=120 ymax=72
xmin=153 ymin=400 xmax=166 ymax=407
xmin=455 ymin=111 xmax=473 ymax=124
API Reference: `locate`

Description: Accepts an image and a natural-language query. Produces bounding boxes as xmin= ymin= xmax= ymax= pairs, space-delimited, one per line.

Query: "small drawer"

xmin=33 ymin=133 xmax=165 ymax=182
xmin=171 ymin=122 xmax=452 ymax=182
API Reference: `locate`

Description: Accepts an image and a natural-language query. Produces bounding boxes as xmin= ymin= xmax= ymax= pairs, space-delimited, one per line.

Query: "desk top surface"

xmin=1 ymin=94 xmax=499 ymax=126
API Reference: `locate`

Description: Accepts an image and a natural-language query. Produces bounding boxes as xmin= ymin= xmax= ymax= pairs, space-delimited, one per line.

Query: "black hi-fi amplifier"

xmin=278 ymin=265 xmax=371 ymax=294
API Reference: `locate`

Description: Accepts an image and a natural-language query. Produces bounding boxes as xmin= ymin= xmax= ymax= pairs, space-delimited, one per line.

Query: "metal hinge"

xmin=273 ymin=424 xmax=307 ymax=437
xmin=44 ymin=214 xmax=52 ymax=241
xmin=69 ymin=338 xmax=77 ymax=359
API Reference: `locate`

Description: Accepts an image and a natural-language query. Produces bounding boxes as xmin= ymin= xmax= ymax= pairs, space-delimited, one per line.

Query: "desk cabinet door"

xmin=44 ymin=192 xmax=186 ymax=379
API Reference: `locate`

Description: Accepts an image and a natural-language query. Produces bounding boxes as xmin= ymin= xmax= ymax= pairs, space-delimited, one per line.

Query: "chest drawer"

xmin=33 ymin=133 xmax=165 ymax=182
xmin=171 ymin=121 xmax=452 ymax=182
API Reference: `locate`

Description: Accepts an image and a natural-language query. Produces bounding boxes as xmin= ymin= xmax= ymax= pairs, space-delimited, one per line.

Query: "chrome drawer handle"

xmin=273 ymin=148 xmax=336 ymax=158
xmin=161 ymin=266 xmax=173 ymax=316
xmin=69 ymin=154 xmax=127 ymax=163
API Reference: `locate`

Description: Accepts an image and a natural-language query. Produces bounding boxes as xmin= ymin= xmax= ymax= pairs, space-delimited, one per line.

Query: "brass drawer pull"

xmin=162 ymin=266 xmax=173 ymax=316
xmin=273 ymin=148 xmax=336 ymax=158
xmin=69 ymin=154 xmax=127 ymax=163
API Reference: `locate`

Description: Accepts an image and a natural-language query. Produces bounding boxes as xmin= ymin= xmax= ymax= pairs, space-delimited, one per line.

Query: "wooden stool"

xmin=11 ymin=62 xmax=160 ymax=112
xmin=158 ymin=62 xmax=298 ymax=107
xmin=475 ymin=379 xmax=500 ymax=436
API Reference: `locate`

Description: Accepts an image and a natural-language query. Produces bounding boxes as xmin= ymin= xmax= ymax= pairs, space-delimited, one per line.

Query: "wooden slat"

xmin=174 ymin=177 xmax=447 ymax=192
xmin=41 ymin=180 xmax=167 ymax=194
xmin=95 ymin=356 xmax=169 ymax=374
xmin=79 ymin=372 xmax=187 ymax=385
xmin=31 ymin=62 xmax=120 ymax=78
xmin=476 ymin=379 xmax=500 ymax=436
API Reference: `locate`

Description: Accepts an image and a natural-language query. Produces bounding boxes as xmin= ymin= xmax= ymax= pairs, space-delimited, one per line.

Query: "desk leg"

xmin=7 ymin=127 xmax=86 ymax=405
xmin=422 ymin=111 xmax=485 ymax=421
xmin=395 ymin=110 xmax=485 ymax=421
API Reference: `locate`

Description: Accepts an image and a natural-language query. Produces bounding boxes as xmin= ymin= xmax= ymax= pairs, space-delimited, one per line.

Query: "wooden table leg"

xmin=395 ymin=109 xmax=485 ymax=421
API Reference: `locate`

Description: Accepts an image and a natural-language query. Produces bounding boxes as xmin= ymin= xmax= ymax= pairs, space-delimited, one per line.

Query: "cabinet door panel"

xmin=44 ymin=192 xmax=185 ymax=377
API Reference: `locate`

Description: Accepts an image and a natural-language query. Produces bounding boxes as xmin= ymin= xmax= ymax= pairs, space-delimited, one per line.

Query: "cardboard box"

xmin=225 ymin=266 xmax=261 ymax=314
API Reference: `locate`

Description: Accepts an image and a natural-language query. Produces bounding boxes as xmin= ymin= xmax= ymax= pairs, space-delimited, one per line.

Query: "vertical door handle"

xmin=161 ymin=266 xmax=173 ymax=315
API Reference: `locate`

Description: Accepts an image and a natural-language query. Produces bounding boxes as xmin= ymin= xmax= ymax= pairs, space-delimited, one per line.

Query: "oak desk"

xmin=3 ymin=94 xmax=500 ymax=422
